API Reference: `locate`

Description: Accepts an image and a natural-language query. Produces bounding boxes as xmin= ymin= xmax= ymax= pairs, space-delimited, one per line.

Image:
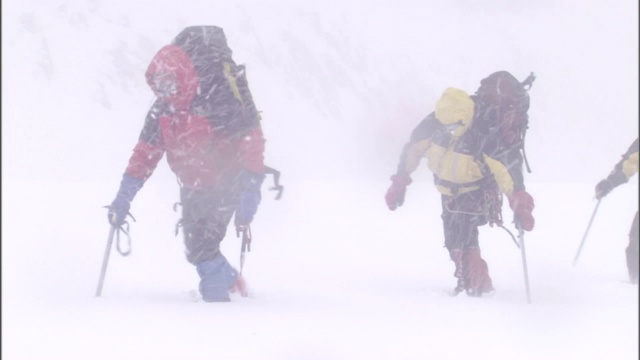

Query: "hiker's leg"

xmin=180 ymin=186 xmax=239 ymax=301
xmin=626 ymin=211 xmax=639 ymax=284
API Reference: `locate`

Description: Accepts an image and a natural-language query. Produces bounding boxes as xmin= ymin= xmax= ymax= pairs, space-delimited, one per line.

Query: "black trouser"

xmin=180 ymin=184 xmax=240 ymax=265
xmin=440 ymin=189 xmax=488 ymax=251
xmin=626 ymin=211 xmax=639 ymax=281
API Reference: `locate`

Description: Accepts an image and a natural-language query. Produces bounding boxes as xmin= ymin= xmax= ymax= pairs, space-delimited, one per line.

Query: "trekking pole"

xmin=516 ymin=222 xmax=532 ymax=304
xmin=96 ymin=225 xmax=117 ymax=297
xmin=237 ymin=225 xmax=252 ymax=274
xmin=573 ymin=199 xmax=602 ymax=266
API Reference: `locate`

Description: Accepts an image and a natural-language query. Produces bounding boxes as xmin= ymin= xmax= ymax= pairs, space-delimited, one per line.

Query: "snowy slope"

xmin=3 ymin=1 xmax=639 ymax=359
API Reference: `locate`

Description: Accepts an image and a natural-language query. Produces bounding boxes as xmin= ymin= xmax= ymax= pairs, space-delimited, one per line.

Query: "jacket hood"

xmin=435 ymin=87 xmax=475 ymax=137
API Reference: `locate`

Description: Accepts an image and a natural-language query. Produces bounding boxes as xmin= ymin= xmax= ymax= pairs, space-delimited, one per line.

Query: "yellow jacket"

xmin=396 ymin=108 xmax=526 ymax=197
xmin=607 ymin=138 xmax=639 ymax=187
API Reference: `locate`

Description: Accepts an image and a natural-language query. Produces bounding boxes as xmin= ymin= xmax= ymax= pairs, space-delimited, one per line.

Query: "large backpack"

xmin=469 ymin=71 xmax=536 ymax=228
xmin=149 ymin=26 xmax=261 ymax=135
xmin=474 ymin=71 xmax=536 ymax=173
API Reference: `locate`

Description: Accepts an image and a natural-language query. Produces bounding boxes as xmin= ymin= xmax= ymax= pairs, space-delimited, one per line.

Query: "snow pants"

xmin=441 ymin=189 xmax=488 ymax=251
xmin=179 ymin=184 xmax=244 ymax=301
xmin=441 ymin=189 xmax=494 ymax=295
xmin=179 ymin=185 xmax=239 ymax=265
xmin=627 ymin=211 xmax=639 ymax=284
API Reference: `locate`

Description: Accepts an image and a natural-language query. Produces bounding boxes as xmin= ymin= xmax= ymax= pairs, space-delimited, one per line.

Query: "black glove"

xmin=595 ymin=179 xmax=614 ymax=200
xmin=108 ymin=175 xmax=144 ymax=226
xmin=234 ymin=171 xmax=266 ymax=228
xmin=595 ymin=171 xmax=627 ymax=200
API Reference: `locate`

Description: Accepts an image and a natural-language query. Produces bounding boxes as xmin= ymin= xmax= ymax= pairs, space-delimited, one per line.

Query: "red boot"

xmin=230 ymin=273 xmax=249 ymax=297
xmin=463 ymin=247 xmax=494 ymax=297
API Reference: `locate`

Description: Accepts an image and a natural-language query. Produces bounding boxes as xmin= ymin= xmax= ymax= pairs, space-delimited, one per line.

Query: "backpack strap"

xmin=473 ymin=153 xmax=504 ymax=227
xmin=433 ymin=175 xmax=493 ymax=196
xmin=520 ymin=72 xmax=535 ymax=173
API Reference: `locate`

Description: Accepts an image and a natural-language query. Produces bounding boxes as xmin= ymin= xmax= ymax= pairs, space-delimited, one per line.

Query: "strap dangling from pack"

xmin=520 ymin=72 xmax=535 ymax=173
xmin=521 ymin=72 xmax=536 ymax=90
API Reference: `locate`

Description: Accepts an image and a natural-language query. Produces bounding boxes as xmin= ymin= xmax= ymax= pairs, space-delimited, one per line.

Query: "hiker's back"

xmin=170 ymin=26 xmax=260 ymax=134
xmin=471 ymin=71 xmax=534 ymax=164
xmin=141 ymin=26 xmax=266 ymax=188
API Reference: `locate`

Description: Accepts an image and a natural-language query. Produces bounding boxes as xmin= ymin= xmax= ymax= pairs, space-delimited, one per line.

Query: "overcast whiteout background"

xmin=3 ymin=0 xmax=639 ymax=359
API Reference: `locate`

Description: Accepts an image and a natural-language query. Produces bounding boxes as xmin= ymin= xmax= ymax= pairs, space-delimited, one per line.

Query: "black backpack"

xmin=172 ymin=26 xmax=284 ymax=200
xmin=468 ymin=71 xmax=536 ymax=229
xmin=474 ymin=71 xmax=536 ymax=173
xmin=171 ymin=26 xmax=261 ymax=135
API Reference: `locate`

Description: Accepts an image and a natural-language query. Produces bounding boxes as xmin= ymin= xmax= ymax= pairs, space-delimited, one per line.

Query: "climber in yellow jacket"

xmin=385 ymin=72 xmax=536 ymax=296
xmin=595 ymin=138 xmax=639 ymax=284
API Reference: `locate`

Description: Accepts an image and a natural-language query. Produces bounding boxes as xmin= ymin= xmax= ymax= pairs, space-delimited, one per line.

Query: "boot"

xmin=196 ymin=253 xmax=240 ymax=302
xmin=626 ymin=245 xmax=639 ymax=285
xmin=230 ymin=273 xmax=249 ymax=297
xmin=627 ymin=214 xmax=639 ymax=284
xmin=462 ymin=247 xmax=494 ymax=297
xmin=449 ymin=249 xmax=465 ymax=294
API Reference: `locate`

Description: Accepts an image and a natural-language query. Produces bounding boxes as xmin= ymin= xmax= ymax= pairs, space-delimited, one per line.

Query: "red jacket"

xmin=124 ymin=28 xmax=265 ymax=189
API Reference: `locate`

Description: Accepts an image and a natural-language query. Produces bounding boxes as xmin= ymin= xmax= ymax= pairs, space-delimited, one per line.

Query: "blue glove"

xmin=234 ymin=171 xmax=265 ymax=228
xmin=108 ymin=174 xmax=144 ymax=226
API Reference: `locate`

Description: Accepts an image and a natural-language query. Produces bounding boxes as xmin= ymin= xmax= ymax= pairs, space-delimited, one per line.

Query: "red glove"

xmin=385 ymin=174 xmax=412 ymax=211
xmin=508 ymin=190 xmax=535 ymax=231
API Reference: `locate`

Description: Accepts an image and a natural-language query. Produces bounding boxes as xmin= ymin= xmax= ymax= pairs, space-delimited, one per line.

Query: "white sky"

xmin=2 ymin=1 xmax=639 ymax=359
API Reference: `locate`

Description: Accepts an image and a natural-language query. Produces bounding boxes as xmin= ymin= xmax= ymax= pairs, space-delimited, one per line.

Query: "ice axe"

xmin=95 ymin=222 xmax=133 ymax=297
xmin=236 ymin=225 xmax=252 ymax=275
xmin=235 ymin=166 xmax=282 ymax=274
xmin=573 ymin=199 xmax=602 ymax=266
xmin=516 ymin=221 xmax=532 ymax=304
xmin=96 ymin=207 xmax=134 ymax=297
xmin=265 ymin=166 xmax=283 ymax=200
